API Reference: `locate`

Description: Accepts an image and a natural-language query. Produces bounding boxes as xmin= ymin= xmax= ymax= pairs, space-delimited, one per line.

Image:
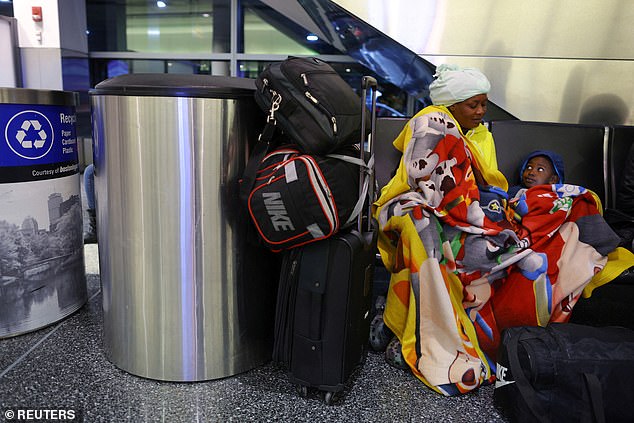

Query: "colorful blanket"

xmin=374 ymin=108 xmax=634 ymax=396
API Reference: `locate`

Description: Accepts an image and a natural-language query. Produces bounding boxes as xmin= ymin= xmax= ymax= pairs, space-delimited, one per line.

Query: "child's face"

xmin=522 ymin=156 xmax=559 ymax=188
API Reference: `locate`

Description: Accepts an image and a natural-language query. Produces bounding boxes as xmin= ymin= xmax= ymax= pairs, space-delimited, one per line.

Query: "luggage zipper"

xmin=284 ymin=254 xmax=300 ymax=363
xmin=256 ymin=149 xmax=298 ymax=183
xmin=299 ymin=156 xmax=338 ymax=233
xmin=301 ymin=73 xmax=338 ymax=136
xmin=289 ymin=257 xmax=298 ymax=280
xmin=269 ymin=90 xmax=282 ymax=123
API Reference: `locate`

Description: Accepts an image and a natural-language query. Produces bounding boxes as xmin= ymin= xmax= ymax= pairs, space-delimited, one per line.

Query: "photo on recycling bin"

xmin=0 ymin=175 xmax=87 ymax=337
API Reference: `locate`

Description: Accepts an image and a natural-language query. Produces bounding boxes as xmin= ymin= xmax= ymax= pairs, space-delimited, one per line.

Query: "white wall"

xmin=20 ymin=48 xmax=64 ymax=90
xmin=335 ymin=0 xmax=634 ymax=125
xmin=13 ymin=0 xmax=61 ymax=48
xmin=12 ymin=0 xmax=87 ymax=90
xmin=0 ymin=17 xmax=19 ymax=87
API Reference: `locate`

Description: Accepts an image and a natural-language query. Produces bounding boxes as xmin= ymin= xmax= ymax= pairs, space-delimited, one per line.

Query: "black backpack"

xmin=495 ymin=323 xmax=634 ymax=423
xmin=254 ymin=56 xmax=364 ymax=155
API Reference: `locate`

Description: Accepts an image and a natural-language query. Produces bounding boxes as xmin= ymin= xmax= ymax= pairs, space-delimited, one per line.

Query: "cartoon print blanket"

xmin=374 ymin=108 xmax=633 ymax=396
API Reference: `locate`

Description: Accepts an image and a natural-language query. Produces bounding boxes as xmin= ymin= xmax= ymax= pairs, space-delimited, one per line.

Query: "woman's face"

xmin=448 ymin=94 xmax=488 ymax=130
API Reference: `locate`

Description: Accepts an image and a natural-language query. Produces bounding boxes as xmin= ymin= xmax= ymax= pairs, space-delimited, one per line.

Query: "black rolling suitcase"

xmin=272 ymin=76 xmax=379 ymax=404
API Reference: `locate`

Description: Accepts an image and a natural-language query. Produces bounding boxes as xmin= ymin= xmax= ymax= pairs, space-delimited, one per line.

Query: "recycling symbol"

xmin=4 ymin=110 xmax=54 ymax=160
xmin=16 ymin=119 xmax=47 ymax=148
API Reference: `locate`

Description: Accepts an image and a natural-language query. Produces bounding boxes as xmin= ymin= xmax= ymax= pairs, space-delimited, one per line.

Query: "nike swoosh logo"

xmin=495 ymin=379 xmax=516 ymax=388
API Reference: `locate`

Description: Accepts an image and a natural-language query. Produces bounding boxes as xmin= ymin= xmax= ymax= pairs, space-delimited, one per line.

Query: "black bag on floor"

xmin=246 ymin=144 xmax=367 ymax=251
xmin=254 ymin=56 xmax=364 ymax=155
xmin=494 ymin=323 xmax=634 ymax=423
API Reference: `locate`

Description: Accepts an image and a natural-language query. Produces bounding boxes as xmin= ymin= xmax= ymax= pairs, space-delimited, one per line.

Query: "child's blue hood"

xmin=520 ymin=150 xmax=565 ymax=183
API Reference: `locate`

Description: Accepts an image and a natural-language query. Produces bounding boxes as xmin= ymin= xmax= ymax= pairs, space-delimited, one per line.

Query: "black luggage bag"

xmin=254 ymin=56 xmax=364 ymax=155
xmin=246 ymin=144 xmax=363 ymax=252
xmin=239 ymin=56 xmax=365 ymax=211
xmin=272 ymin=76 xmax=379 ymax=404
xmin=494 ymin=322 xmax=634 ymax=423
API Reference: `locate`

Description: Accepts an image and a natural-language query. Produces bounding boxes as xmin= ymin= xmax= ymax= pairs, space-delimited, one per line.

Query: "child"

xmin=508 ymin=150 xmax=565 ymax=198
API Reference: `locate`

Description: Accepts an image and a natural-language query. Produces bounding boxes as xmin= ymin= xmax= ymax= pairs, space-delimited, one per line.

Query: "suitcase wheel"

xmin=323 ymin=391 xmax=335 ymax=405
xmin=295 ymin=385 xmax=308 ymax=397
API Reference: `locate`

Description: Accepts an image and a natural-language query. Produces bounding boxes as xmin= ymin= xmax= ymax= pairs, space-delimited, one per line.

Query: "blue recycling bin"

xmin=0 ymin=88 xmax=87 ymax=338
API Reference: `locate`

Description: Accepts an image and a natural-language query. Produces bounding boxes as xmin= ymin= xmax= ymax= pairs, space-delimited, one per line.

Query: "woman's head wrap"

xmin=429 ymin=64 xmax=491 ymax=106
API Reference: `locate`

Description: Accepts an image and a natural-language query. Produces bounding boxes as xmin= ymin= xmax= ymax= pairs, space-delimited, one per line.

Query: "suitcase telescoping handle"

xmin=359 ymin=76 xmax=378 ymax=232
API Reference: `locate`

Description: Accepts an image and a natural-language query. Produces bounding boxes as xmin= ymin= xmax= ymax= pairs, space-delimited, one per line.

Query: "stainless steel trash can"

xmin=0 ymin=88 xmax=87 ymax=338
xmin=90 ymin=74 xmax=278 ymax=382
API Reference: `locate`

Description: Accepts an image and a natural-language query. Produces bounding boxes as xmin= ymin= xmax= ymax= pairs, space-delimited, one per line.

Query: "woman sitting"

xmin=371 ymin=64 xmax=631 ymax=396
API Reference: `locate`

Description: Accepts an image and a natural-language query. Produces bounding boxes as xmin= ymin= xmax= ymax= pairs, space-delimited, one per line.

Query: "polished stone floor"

xmin=0 ymin=246 xmax=507 ymax=422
